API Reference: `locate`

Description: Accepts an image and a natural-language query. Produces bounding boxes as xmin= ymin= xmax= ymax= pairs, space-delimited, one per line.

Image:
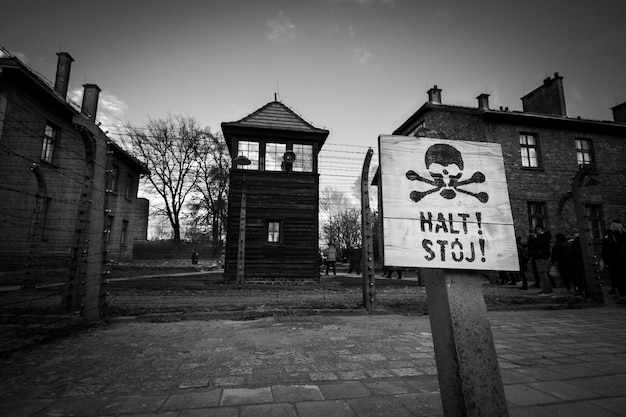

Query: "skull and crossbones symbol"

xmin=405 ymin=143 xmax=489 ymax=203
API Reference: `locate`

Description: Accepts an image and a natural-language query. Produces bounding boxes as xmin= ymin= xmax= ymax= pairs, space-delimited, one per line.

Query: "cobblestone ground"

xmin=0 ymin=307 xmax=625 ymax=416
xmin=1 ymin=263 xmax=610 ymax=359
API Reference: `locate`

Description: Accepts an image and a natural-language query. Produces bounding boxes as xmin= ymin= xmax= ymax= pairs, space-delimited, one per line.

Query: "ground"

xmin=102 ymin=260 xmax=601 ymax=318
xmin=0 ymin=258 xmax=609 ymax=358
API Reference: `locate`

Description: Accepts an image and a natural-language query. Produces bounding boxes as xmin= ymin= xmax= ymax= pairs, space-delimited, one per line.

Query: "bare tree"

xmin=322 ymin=207 xmax=362 ymax=255
xmin=125 ymin=114 xmax=209 ymax=244
xmin=188 ymin=133 xmax=230 ymax=253
xmin=320 ymin=186 xmax=353 ymax=219
xmin=320 ymin=186 xmax=362 ymax=255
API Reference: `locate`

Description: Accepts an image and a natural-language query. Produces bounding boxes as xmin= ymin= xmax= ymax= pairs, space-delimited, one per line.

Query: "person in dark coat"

xmin=602 ymin=220 xmax=626 ymax=301
xmin=551 ymin=233 xmax=573 ymax=292
xmin=347 ymin=247 xmax=362 ymax=274
xmin=528 ymin=226 xmax=554 ymax=294
xmin=191 ymin=251 xmax=199 ymax=265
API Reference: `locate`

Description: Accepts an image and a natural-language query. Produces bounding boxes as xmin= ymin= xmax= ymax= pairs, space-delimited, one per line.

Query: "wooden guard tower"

xmin=221 ymin=100 xmax=329 ymax=282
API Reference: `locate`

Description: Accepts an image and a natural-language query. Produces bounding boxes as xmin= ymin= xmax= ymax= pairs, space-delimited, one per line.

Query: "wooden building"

xmin=221 ymin=100 xmax=329 ymax=282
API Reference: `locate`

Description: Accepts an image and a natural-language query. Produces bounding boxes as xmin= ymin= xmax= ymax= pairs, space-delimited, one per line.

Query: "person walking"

xmin=516 ymin=236 xmax=529 ymax=290
xmin=324 ymin=242 xmax=337 ymax=276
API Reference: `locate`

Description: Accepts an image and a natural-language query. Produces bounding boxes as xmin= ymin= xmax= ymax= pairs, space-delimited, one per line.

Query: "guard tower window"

xmin=267 ymin=220 xmax=282 ymax=243
xmin=237 ymin=140 xmax=259 ymax=170
xmin=520 ymin=133 xmax=540 ymax=168
xmin=292 ymin=144 xmax=313 ymax=172
xmin=265 ymin=143 xmax=287 ymax=171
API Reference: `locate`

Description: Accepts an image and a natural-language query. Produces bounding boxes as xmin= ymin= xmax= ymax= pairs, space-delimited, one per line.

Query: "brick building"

xmin=391 ymin=73 xmax=626 ymax=257
xmin=0 ymin=48 xmax=148 ymax=311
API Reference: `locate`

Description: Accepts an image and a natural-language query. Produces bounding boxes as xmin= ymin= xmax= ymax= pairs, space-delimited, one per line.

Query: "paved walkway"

xmin=1 ymin=306 xmax=625 ymax=417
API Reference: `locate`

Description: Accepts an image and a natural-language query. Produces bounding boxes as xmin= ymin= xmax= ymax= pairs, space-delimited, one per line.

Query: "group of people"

xmin=506 ymin=220 xmax=626 ymax=300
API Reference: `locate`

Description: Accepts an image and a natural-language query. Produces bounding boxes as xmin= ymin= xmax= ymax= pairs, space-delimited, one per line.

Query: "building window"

xmin=124 ymin=174 xmax=133 ymax=199
xmin=575 ymin=138 xmax=594 ymax=167
xmin=120 ymin=220 xmax=129 ymax=246
xmin=267 ymin=220 xmax=282 ymax=244
xmin=237 ymin=140 xmax=259 ymax=170
xmin=520 ymin=133 xmax=540 ymax=168
xmin=292 ymin=144 xmax=313 ymax=172
xmin=527 ymin=201 xmax=548 ymax=230
xmin=265 ymin=143 xmax=287 ymax=171
xmin=41 ymin=124 xmax=57 ymax=163
xmin=585 ymin=204 xmax=604 ymax=240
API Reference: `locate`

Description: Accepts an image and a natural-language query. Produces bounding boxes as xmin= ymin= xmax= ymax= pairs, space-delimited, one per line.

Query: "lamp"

xmin=233 ymin=155 xmax=251 ymax=166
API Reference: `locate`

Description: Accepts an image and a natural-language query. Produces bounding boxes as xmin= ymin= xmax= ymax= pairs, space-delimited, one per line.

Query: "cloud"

xmin=346 ymin=26 xmax=372 ymax=65
xmin=69 ymin=88 xmax=128 ymax=133
xmin=0 ymin=49 xmax=28 ymax=62
xmin=351 ymin=46 xmax=373 ymax=65
xmin=267 ymin=11 xmax=296 ymax=42
xmin=435 ymin=7 xmax=449 ymax=18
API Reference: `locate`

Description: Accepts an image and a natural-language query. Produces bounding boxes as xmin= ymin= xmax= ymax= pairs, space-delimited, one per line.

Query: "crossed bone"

xmin=406 ymin=170 xmax=489 ymax=203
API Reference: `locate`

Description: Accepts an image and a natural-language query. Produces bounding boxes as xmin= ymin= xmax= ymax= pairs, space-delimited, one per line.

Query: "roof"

xmin=223 ymin=100 xmax=329 ymax=133
xmin=393 ymin=102 xmax=626 ymax=136
xmin=1 ymin=47 xmax=149 ymax=174
xmin=221 ymin=100 xmax=330 ymax=154
xmin=0 ymin=53 xmax=80 ymax=115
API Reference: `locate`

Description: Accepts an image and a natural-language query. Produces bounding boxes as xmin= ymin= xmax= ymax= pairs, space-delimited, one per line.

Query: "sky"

xmin=2 ymin=0 xmax=625 ymax=200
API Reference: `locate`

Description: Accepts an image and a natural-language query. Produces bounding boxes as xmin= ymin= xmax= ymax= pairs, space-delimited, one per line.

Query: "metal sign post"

xmin=379 ymin=135 xmax=515 ymax=417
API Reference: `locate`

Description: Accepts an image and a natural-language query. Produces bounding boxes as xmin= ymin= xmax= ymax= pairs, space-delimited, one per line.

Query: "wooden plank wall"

xmin=224 ymin=170 xmax=320 ymax=280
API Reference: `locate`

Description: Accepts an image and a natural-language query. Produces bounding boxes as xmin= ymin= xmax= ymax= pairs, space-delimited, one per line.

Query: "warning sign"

xmin=379 ymin=135 xmax=519 ymax=271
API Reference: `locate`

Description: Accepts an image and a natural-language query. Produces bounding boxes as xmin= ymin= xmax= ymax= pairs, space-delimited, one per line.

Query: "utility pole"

xmin=571 ymin=163 xmax=603 ymax=303
xmin=233 ymin=155 xmax=251 ymax=290
xmin=361 ymin=148 xmax=375 ymax=310
xmin=236 ymin=178 xmax=247 ymax=290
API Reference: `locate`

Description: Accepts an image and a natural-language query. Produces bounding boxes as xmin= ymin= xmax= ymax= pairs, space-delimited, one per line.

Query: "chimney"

xmin=54 ymin=52 xmax=74 ymax=99
xmin=611 ymin=102 xmax=626 ymax=123
xmin=81 ymin=84 xmax=101 ymax=119
xmin=477 ymin=93 xmax=490 ymax=110
xmin=427 ymin=85 xmax=442 ymax=104
xmin=520 ymin=72 xmax=567 ymax=117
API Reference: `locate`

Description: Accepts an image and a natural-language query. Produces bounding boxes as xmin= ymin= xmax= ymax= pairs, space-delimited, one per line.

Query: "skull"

xmin=406 ymin=143 xmax=489 ymax=203
xmin=425 ymin=144 xmax=464 ymax=199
